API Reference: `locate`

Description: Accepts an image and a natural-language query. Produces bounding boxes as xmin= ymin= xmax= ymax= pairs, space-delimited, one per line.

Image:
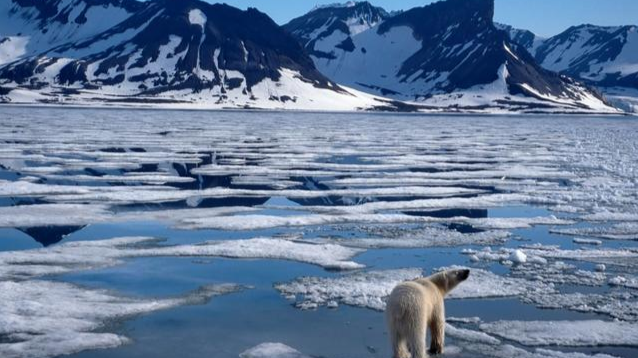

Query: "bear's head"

xmin=426 ymin=268 xmax=470 ymax=295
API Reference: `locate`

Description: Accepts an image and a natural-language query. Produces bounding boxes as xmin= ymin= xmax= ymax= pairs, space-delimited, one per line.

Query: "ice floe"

xmin=310 ymin=226 xmax=511 ymax=249
xmin=177 ymin=212 xmax=572 ymax=231
xmin=480 ymin=320 xmax=638 ymax=347
xmin=0 ymin=204 xmax=257 ymax=228
xmin=276 ymin=266 xmax=556 ymax=311
xmin=275 ymin=268 xmax=422 ymax=310
xmin=0 ymin=204 xmax=113 ymax=228
xmin=609 ymin=275 xmax=638 ymax=289
xmin=0 ymin=280 xmax=243 ymax=358
xmin=0 ymin=236 xmax=365 ymax=279
xmin=137 ymin=237 xmax=365 ymax=270
xmin=573 ymin=238 xmax=603 ymax=245
xmin=442 ymin=266 xmax=555 ymax=300
xmin=240 ymin=341 xmax=618 ymax=358
xmin=240 ymin=343 xmax=310 ymax=358
xmin=551 ymin=223 xmax=638 ymax=240
xmin=522 ymin=291 xmax=638 ymax=322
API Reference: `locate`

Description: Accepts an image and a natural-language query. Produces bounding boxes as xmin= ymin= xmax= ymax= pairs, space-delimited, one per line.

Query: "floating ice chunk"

xmin=280 ymin=263 xmax=555 ymax=309
xmin=0 ymin=204 xmax=113 ymax=228
xmin=314 ymin=193 xmax=559 ymax=215
xmin=442 ymin=266 xmax=555 ymax=299
xmin=178 ymin=213 xmax=427 ymax=230
xmin=581 ymin=211 xmax=638 ymax=222
xmin=139 ymin=238 xmax=365 ymax=270
xmin=510 ymin=249 xmax=527 ymax=264
xmin=314 ymin=227 xmax=510 ymax=249
xmin=480 ymin=320 xmax=638 ymax=347
xmin=239 ymin=343 xmax=311 ymax=358
xmin=551 ymin=223 xmax=638 ymax=240
xmin=609 ymin=276 xmax=638 ymax=289
xmin=0 ymin=237 xmax=365 ymax=282
xmin=275 ymin=268 xmax=423 ymax=311
xmin=44 ymin=173 xmax=196 ymax=184
xmin=447 ymin=316 xmax=482 ymax=324
xmin=446 ymin=324 xmax=501 ymax=345
xmin=0 ymin=180 xmax=92 ymax=196
xmin=241 ymin=340 xmax=617 ymax=358
xmin=0 ymin=280 xmax=243 ymax=358
xmin=464 ymin=343 xmax=619 ymax=358
xmin=595 ymin=264 xmax=606 ymax=272
xmin=573 ymin=238 xmax=603 ymax=245
xmin=521 ymin=246 xmax=638 ymax=267
xmin=178 ymin=212 xmax=573 ymax=231
xmin=0 ymin=237 xmax=158 ymax=280
xmin=467 ymin=216 xmax=575 ymax=230
xmin=0 ymin=204 xmax=257 ymax=228
xmin=46 ymin=186 xmax=486 ymax=205
xmin=523 ymin=292 xmax=638 ymax=322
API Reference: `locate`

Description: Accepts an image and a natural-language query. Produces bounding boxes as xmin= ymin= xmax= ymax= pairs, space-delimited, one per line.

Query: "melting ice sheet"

xmin=1 ymin=109 xmax=638 ymax=358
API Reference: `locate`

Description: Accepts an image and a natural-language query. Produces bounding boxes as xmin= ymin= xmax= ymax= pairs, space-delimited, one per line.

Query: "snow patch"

xmin=188 ymin=9 xmax=207 ymax=27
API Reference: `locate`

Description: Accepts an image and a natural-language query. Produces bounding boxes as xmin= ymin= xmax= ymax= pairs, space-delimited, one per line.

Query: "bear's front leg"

xmin=428 ymin=311 xmax=445 ymax=355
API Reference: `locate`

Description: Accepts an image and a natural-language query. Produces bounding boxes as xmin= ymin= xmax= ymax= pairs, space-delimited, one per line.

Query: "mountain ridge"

xmin=0 ymin=0 xmax=623 ymax=113
xmin=283 ymin=0 xmax=615 ymax=112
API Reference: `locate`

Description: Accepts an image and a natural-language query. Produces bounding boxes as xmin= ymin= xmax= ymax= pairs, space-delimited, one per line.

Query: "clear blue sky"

xmin=219 ymin=0 xmax=638 ymax=37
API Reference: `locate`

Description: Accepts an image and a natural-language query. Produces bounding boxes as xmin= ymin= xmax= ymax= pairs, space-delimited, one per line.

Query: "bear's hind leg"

xmin=407 ymin=324 xmax=428 ymax=358
xmin=391 ymin=330 xmax=410 ymax=358
xmin=428 ymin=310 xmax=445 ymax=355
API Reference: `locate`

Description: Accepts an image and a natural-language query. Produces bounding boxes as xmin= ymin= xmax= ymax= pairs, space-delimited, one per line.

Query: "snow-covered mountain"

xmin=0 ymin=0 xmax=391 ymax=110
xmin=495 ymin=23 xmax=544 ymax=55
xmin=282 ymin=1 xmax=389 ymax=61
xmin=0 ymin=0 xmax=621 ymax=112
xmin=532 ymin=25 xmax=637 ymax=90
xmin=0 ymin=0 xmax=142 ymax=66
xmin=284 ymin=0 xmax=615 ymax=112
xmin=499 ymin=23 xmax=638 ymax=112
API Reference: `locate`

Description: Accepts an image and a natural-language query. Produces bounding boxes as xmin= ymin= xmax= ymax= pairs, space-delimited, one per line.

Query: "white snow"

xmin=188 ymin=9 xmax=207 ymax=27
xmin=312 ymin=25 xmax=422 ymax=98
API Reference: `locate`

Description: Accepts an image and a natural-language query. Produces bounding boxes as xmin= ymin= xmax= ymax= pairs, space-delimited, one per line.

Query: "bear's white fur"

xmin=386 ymin=268 xmax=470 ymax=358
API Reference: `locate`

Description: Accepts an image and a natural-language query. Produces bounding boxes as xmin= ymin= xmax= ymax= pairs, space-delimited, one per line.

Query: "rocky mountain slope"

xmin=0 ymin=0 xmax=389 ymax=110
xmin=0 ymin=0 xmax=622 ymax=113
xmin=283 ymin=0 xmax=615 ymax=113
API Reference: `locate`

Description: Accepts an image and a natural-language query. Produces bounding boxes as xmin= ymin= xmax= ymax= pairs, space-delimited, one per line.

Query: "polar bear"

xmin=386 ymin=268 xmax=470 ymax=358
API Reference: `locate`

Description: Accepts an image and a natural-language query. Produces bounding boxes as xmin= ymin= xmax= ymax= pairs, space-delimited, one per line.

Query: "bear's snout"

xmin=460 ymin=269 xmax=470 ymax=281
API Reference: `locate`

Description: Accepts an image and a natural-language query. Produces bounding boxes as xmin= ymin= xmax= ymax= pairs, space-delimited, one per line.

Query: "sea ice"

xmin=523 ymin=292 xmax=638 ymax=322
xmin=276 ymin=266 xmax=556 ymax=311
xmin=0 ymin=280 xmax=243 ymax=358
xmin=551 ymin=223 xmax=638 ymax=240
xmin=312 ymin=227 xmax=510 ymax=249
xmin=480 ymin=320 xmax=638 ymax=347
xmin=0 ymin=236 xmax=366 ymax=278
xmin=239 ymin=343 xmax=310 ymax=358
xmin=275 ymin=268 xmax=423 ymax=310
